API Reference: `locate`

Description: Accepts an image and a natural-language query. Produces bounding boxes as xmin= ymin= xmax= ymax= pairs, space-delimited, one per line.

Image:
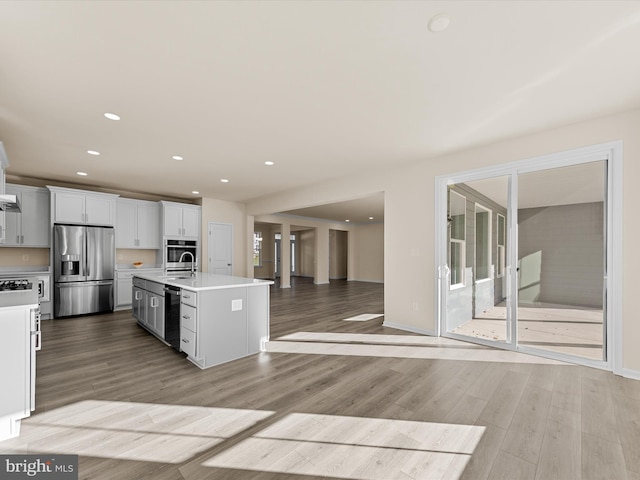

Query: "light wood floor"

xmin=452 ymin=303 xmax=604 ymax=360
xmin=2 ymin=278 xmax=640 ymax=479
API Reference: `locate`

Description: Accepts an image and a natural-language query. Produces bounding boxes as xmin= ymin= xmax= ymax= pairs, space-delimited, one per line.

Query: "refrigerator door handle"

xmin=56 ymin=280 xmax=113 ymax=287
xmin=85 ymin=231 xmax=90 ymax=278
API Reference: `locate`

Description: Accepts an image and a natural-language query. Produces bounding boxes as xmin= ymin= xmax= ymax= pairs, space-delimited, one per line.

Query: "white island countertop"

xmin=132 ymin=271 xmax=273 ymax=291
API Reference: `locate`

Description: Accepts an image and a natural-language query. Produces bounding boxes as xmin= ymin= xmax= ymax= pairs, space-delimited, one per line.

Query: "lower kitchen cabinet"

xmin=132 ymin=272 xmax=272 ymax=369
xmin=118 ymin=269 xmax=163 ymax=310
xmin=179 ymin=285 xmax=269 ymax=369
xmin=132 ymin=277 xmax=165 ymax=339
xmin=0 ymin=304 xmax=38 ymax=441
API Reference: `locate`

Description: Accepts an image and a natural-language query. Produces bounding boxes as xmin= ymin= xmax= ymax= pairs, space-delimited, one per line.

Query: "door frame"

xmin=435 ymin=140 xmax=623 ymax=374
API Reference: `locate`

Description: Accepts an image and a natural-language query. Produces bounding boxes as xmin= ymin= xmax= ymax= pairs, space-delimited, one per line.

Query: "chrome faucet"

xmin=178 ymin=251 xmax=196 ymax=276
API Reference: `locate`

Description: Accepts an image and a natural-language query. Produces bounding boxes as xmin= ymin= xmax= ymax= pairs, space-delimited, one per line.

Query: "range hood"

xmin=0 ymin=194 xmax=21 ymax=212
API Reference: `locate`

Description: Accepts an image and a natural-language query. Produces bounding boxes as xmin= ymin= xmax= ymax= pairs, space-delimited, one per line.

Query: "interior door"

xmin=208 ymin=222 xmax=233 ymax=275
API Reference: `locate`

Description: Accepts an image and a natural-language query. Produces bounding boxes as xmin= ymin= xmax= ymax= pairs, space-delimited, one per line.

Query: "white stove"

xmin=0 ymin=278 xmax=39 ymax=308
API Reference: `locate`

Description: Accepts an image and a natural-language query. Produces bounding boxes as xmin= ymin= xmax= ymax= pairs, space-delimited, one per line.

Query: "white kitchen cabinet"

xmin=48 ymin=186 xmax=118 ymax=226
xmin=132 ymin=278 xmax=165 ymax=338
xmin=4 ymin=184 xmax=50 ymax=247
xmin=180 ymin=290 xmax=198 ymax=358
xmin=161 ymin=201 xmax=200 ymax=239
xmin=116 ymin=198 xmax=161 ymax=249
xmin=0 ymin=142 xmax=8 ymax=244
xmin=118 ymin=268 xmax=163 ymax=310
xmin=0 ymin=304 xmax=38 ymax=440
xmin=132 ymin=278 xmax=145 ymax=321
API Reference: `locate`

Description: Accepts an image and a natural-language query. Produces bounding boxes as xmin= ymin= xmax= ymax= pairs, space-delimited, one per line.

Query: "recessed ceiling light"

xmin=345 ymin=219 xmax=350 ymax=223
xmin=220 ymin=179 xmax=229 ymax=183
xmin=265 ymin=161 xmax=274 ymax=166
xmin=172 ymin=155 xmax=183 ymax=161
xmin=87 ymin=150 xmax=100 ymax=156
xmin=192 ymin=191 xmax=199 ymax=195
xmin=77 ymin=171 xmax=88 ymax=176
xmin=369 ymin=216 xmax=374 ymax=220
xmin=428 ymin=13 xmax=450 ymax=33
xmin=104 ymin=113 xmax=120 ymax=121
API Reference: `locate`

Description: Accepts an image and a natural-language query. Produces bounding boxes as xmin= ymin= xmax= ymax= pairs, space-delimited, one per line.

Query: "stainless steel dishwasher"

xmin=163 ymin=285 xmax=181 ymax=350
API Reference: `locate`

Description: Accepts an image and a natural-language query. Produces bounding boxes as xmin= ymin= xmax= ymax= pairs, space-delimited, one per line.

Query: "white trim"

xmin=496 ymin=213 xmax=506 ymax=279
xmin=608 ymin=142 xmax=624 ymax=376
xmin=621 ymin=368 xmax=640 ymax=381
xmin=435 ymin=140 xmax=623 ymax=372
xmin=383 ymin=321 xmax=436 ymax=337
xmin=474 ymin=203 xmax=492 ymax=282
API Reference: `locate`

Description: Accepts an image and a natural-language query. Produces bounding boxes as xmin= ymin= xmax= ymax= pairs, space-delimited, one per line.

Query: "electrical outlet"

xmin=22 ymin=254 xmax=29 ymax=262
xmin=232 ymin=299 xmax=243 ymax=311
xmin=412 ymin=302 xmax=419 ymax=312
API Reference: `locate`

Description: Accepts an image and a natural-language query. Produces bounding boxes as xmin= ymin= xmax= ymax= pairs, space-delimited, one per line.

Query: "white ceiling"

xmin=1 ymin=1 xmax=640 ymax=222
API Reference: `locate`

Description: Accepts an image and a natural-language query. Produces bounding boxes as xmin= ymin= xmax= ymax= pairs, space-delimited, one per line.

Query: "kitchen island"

xmin=132 ymin=272 xmax=273 ymax=369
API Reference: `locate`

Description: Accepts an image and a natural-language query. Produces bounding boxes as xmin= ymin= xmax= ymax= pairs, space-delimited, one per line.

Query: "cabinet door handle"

xmin=181 ymin=338 xmax=190 ymax=344
xmin=16 ymin=235 xmax=20 ymax=244
xmin=21 ymin=235 xmax=24 ymax=244
xmin=182 ymin=315 xmax=190 ymax=320
xmin=183 ymin=295 xmax=190 ymax=299
xmin=151 ymin=297 xmax=158 ymax=308
xmin=134 ymin=291 xmax=142 ymax=300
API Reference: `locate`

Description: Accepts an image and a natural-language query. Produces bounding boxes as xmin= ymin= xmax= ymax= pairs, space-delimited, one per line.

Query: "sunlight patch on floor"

xmin=343 ymin=313 xmax=384 ymax=322
xmin=0 ymin=400 xmax=274 ymax=463
xmin=268 ymin=332 xmax=569 ymax=365
xmin=203 ymin=413 xmax=485 ymax=480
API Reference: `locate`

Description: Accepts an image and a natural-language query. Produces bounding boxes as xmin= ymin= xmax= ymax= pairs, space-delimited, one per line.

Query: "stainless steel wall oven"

xmin=165 ymin=239 xmax=198 ymax=273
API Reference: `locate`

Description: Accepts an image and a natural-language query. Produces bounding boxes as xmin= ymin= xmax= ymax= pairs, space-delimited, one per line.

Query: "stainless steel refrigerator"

xmin=53 ymin=225 xmax=115 ymax=317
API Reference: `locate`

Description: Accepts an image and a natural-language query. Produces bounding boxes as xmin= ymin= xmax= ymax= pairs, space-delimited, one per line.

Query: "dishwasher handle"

xmin=163 ymin=286 xmax=181 ymax=295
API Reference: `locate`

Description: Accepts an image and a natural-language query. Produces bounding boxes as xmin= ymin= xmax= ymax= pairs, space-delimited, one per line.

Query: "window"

xmin=497 ymin=214 xmax=505 ymax=278
xmin=475 ymin=204 xmax=491 ymax=281
xmin=449 ymin=190 xmax=466 ymax=288
xmin=253 ymin=232 xmax=262 ymax=267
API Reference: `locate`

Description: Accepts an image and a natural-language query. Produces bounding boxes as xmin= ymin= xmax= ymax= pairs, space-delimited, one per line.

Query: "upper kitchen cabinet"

xmin=161 ymin=201 xmax=200 ymax=239
xmin=116 ymin=198 xmax=161 ymax=249
xmin=48 ymin=186 xmax=118 ymax=226
xmin=0 ymin=142 xmax=9 ymax=244
xmin=4 ymin=184 xmax=50 ymax=247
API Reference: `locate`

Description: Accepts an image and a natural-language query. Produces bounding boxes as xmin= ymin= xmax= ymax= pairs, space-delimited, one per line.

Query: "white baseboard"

xmin=382 ymin=321 xmax=436 ymax=337
xmin=621 ymin=367 xmax=640 ymax=381
xmin=347 ymin=278 xmax=384 ymax=284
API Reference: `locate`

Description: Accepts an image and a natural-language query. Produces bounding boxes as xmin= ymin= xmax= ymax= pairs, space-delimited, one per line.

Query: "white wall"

xmin=247 ymin=108 xmax=640 ymax=374
xmin=348 ymin=223 xmax=383 ymax=283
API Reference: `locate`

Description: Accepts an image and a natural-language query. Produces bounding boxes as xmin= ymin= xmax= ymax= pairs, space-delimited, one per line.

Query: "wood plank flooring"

xmin=1 ymin=277 xmax=640 ymax=479
xmin=452 ymin=303 xmax=604 ymax=360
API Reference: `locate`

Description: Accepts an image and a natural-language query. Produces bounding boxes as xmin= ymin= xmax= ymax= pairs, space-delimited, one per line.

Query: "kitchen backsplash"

xmin=116 ymin=249 xmax=161 ymax=267
xmin=0 ymin=248 xmax=49 ymax=267
xmin=0 ymin=247 xmax=161 ymax=268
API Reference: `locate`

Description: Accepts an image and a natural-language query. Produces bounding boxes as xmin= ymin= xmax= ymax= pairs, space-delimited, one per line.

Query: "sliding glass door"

xmin=444 ymin=175 xmax=512 ymax=347
xmin=516 ymin=161 xmax=606 ymax=361
xmin=439 ymin=149 xmax=613 ymax=367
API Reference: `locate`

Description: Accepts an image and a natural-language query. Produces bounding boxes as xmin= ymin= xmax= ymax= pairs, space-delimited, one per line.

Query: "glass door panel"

xmin=517 ymin=161 xmax=606 ymax=361
xmin=445 ymin=176 xmax=512 ymax=346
